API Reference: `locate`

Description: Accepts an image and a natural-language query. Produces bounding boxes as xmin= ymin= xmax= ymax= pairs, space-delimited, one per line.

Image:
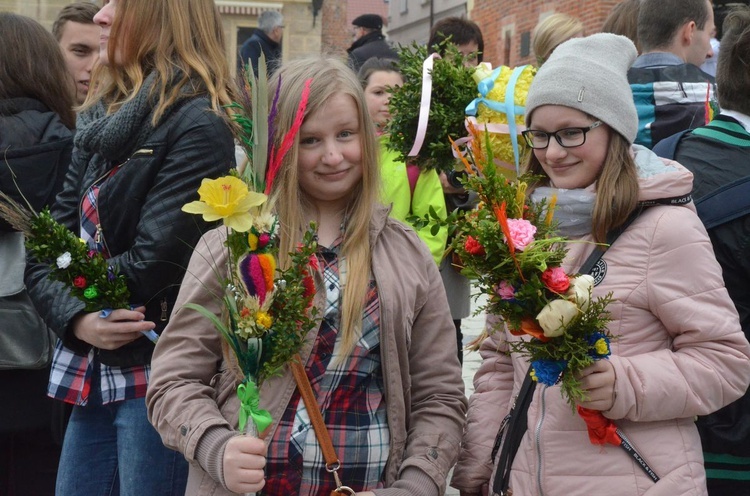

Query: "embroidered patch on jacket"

xmin=591 ymin=259 xmax=607 ymax=286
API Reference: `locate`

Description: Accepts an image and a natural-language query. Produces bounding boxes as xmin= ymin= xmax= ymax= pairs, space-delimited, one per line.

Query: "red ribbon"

xmin=577 ymin=406 xmax=621 ymax=446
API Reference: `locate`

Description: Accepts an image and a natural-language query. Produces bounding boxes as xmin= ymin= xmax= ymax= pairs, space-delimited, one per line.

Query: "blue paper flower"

xmin=531 ymin=359 xmax=567 ymax=386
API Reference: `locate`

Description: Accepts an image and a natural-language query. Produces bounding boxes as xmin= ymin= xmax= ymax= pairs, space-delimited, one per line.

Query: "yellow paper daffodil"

xmin=182 ymin=176 xmax=266 ymax=232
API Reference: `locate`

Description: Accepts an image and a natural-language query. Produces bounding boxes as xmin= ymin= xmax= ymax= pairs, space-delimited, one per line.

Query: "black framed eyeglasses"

xmin=522 ymin=121 xmax=603 ymax=149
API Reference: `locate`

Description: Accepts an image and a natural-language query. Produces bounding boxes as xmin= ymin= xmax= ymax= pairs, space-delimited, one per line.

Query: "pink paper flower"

xmin=496 ymin=281 xmax=515 ymax=300
xmin=541 ymin=267 xmax=570 ymax=293
xmin=505 ymin=218 xmax=536 ymax=251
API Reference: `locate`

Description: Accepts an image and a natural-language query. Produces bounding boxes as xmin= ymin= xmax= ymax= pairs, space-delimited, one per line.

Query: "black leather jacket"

xmin=25 ymin=96 xmax=235 ymax=367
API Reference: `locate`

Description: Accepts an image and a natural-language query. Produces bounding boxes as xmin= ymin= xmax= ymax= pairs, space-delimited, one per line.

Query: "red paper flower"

xmin=464 ymin=236 xmax=486 ymax=256
xmin=73 ymin=276 xmax=87 ymax=289
xmin=541 ymin=266 xmax=570 ymax=293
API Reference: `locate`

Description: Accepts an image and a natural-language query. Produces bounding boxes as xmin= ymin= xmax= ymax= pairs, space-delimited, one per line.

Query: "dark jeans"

xmin=55 ymin=379 xmax=188 ymax=496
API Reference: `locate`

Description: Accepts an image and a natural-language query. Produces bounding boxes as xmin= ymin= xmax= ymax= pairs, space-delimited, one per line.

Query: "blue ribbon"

xmin=465 ymin=65 xmax=531 ymax=173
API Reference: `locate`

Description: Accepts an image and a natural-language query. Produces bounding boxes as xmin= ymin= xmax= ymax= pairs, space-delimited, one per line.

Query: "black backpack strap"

xmin=490 ymin=205 xmax=645 ymax=495
xmin=652 ymin=129 xmax=691 ymax=160
xmin=695 ymin=176 xmax=750 ymax=229
xmin=492 ymin=366 xmax=536 ymax=496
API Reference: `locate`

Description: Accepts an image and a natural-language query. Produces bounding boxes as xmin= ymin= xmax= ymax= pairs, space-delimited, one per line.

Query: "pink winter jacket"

xmin=451 ymin=147 xmax=750 ymax=496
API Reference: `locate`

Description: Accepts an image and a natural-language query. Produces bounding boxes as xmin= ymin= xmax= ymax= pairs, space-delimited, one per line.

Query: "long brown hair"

xmin=269 ymin=56 xmax=380 ymax=354
xmin=0 ymin=13 xmax=76 ymax=129
xmin=84 ymin=0 xmax=237 ymax=125
xmin=524 ymin=125 xmax=639 ymax=243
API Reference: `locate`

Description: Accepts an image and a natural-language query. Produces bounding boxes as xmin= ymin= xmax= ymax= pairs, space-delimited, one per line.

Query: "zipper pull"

xmin=160 ymin=298 xmax=168 ymax=321
xmin=95 ymin=224 xmax=103 ymax=244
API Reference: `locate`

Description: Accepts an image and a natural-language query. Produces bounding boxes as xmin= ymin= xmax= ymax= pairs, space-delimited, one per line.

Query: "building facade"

xmin=320 ymin=0 xmax=391 ymax=58
xmin=471 ymin=0 xmax=620 ymax=68
xmin=387 ymin=0 xmax=468 ymax=46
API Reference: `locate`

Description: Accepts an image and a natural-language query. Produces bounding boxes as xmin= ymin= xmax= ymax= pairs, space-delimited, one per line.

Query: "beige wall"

xmin=0 ymin=0 xmax=92 ymax=28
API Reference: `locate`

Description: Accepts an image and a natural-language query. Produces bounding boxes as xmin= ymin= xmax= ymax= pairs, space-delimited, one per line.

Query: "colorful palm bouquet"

xmin=444 ymin=125 xmax=614 ymax=407
xmin=181 ymin=57 xmax=319 ymax=439
xmin=0 ymin=196 xmax=131 ymax=313
xmin=0 ymin=192 xmax=161 ymax=343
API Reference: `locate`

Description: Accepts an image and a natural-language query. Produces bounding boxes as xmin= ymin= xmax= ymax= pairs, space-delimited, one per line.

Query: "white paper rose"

xmin=536 ymin=299 xmax=579 ymax=337
xmin=566 ymin=274 xmax=594 ymax=311
xmin=56 ymin=252 xmax=72 ymax=269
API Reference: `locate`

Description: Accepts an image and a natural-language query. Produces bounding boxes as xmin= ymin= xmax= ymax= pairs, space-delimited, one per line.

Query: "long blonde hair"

xmin=269 ymin=56 xmax=381 ymax=353
xmin=524 ymin=126 xmax=639 ymax=243
xmin=83 ymin=0 xmax=237 ymax=124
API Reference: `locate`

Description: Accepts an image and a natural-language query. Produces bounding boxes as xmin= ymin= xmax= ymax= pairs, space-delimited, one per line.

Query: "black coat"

xmin=0 ymin=98 xmax=72 ymax=231
xmin=239 ymin=30 xmax=282 ymax=76
xmin=347 ymin=31 xmax=397 ymax=73
xmin=25 ymin=96 xmax=235 ymax=368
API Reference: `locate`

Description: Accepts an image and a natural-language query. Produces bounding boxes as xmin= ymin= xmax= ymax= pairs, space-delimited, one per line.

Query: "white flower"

xmin=566 ymin=275 xmax=595 ymax=311
xmin=56 ymin=252 xmax=72 ymax=269
xmin=536 ymin=299 xmax=579 ymax=337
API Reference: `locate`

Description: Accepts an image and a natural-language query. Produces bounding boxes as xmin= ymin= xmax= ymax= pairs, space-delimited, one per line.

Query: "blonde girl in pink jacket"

xmin=451 ymin=33 xmax=750 ymax=496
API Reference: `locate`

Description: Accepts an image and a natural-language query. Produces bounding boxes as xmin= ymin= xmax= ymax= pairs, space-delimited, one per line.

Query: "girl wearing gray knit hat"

xmin=451 ymin=33 xmax=750 ymax=496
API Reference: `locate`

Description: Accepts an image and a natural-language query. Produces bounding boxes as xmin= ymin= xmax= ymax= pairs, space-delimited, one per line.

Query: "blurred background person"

xmin=662 ymin=6 xmax=750 ymax=493
xmin=628 ymin=0 xmax=716 ymax=149
xmin=347 ymin=13 xmax=397 ymax=72
xmin=531 ymin=12 xmax=584 ymax=66
xmin=0 ymin=12 xmax=75 ymax=496
xmin=427 ymin=16 xmax=484 ymax=66
xmin=238 ymin=9 xmax=283 ymax=77
xmin=359 ymin=57 xmax=448 ymax=267
xmin=52 ymin=2 xmax=100 ymax=106
xmin=602 ymin=0 xmax=642 ymax=54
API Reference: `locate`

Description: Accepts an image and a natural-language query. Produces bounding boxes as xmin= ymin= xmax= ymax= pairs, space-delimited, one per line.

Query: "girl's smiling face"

xmin=528 ymin=105 xmax=611 ymax=190
xmin=297 ymin=93 xmax=364 ymax=212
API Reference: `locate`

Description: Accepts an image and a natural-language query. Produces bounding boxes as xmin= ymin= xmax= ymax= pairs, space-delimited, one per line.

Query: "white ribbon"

xmin=407 ymin=53 xmax=440 ymax=157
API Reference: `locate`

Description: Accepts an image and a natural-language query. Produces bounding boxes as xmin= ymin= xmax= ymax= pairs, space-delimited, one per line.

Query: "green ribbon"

xmin=237 ymin=379 xmax=273 ymax=433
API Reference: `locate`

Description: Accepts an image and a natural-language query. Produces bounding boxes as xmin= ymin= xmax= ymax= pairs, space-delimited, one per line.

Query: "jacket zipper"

xmin=535 ymin=386 xmax=547 ymax=496
xmin=160 ymin=297 xmax=168 ymax=321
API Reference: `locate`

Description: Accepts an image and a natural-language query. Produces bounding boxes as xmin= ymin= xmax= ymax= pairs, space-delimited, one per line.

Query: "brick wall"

xmin=471 ymin=0 xmax=620 ymax=67
xmin=321 ymin=0 xmax=349 ymax=57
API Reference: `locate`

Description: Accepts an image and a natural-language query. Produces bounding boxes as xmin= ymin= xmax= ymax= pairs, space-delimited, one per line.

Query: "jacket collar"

xmin=254 ymin=29 xmax=280 ymax=49
xmin=348 ymin=31 xmax=385 ymax=53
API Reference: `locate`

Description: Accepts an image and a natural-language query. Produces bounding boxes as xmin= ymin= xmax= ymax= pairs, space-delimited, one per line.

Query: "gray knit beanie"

xmin=525 ymin=33 xmax=638 ymax=144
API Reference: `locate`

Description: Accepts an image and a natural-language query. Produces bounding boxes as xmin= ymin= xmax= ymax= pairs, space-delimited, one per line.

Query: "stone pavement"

xmin=445 ymin=291 xmax=487 ymax=496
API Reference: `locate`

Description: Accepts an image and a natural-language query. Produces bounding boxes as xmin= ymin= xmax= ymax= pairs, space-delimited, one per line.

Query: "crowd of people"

xmin=2 ymin=0 xmax=750 ymax=495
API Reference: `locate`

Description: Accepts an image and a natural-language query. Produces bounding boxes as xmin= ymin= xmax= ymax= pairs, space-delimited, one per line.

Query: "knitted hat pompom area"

xmin=524 ymin=33 xmax=638 ymax=144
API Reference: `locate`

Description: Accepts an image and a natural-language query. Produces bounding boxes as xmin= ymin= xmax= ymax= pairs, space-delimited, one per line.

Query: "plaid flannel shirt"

xmin=263 ymin=241 xmax=389 ymax=494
